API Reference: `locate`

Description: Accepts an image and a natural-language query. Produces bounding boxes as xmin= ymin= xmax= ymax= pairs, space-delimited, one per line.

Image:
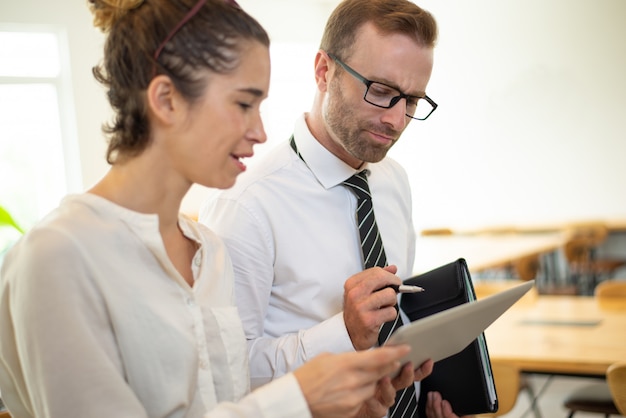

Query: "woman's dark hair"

xmin=88 ymin=0 xmax=270 ymax=164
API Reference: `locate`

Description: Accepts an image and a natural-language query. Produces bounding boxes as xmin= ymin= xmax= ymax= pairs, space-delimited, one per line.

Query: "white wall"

xmin=2 ymin=0 xmax=625 ymax=231
xmin=398 ymin=0 xmax=626 ymax=231
xmin=232 ymin=0 xmax=626 ymax=231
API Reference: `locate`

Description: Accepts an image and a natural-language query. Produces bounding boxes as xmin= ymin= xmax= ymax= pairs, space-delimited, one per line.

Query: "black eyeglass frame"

xmin=327 ymin=52 xmax=437 ymax=121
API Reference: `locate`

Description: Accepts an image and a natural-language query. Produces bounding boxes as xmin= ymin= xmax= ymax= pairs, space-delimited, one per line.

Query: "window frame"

xmin=0 ymin=23 xmax=82 ymax=196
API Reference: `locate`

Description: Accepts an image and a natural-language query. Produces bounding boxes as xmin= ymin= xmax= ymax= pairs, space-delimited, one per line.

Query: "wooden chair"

xmin=594 ymin=279 xmax=626 ymax=298
xmin=564 ymin=381 xmax=620 ymax=417
xmin=607 ymin=362 xmax=626 ymax=415
xmin=476 ymin=362 xmax=520 ymax=417
xmin=563 ymin=363 xmax=626 ymax=418
xmin=512 ymin=254 xmax=541 ymax=281
xmin=476 ymin=361 xmax=541 ymax=418
xmin=563 ymin=222 xmax=626 ymax=294
xmin=563 ymin=283 xmax=626 ymax=417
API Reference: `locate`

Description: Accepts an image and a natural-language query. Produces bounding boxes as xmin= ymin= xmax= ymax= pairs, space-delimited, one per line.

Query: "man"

xmin=200 ymin=1 xmax=468 ymax=416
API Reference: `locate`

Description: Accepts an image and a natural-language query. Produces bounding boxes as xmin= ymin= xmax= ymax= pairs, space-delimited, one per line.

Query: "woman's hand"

xmin=293 ymin=345 xmax=410 ymax=418
xmin=356 ymin=358 xmax=435 ymax=418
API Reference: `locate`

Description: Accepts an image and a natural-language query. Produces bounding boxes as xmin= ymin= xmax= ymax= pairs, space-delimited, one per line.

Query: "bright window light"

xmin=0 ymin=32 xmax=60 ymax=77
xmin=0 ymin=28 xmax=75 ymax=263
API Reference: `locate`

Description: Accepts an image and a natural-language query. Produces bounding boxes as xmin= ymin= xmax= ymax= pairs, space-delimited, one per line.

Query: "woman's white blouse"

xmin=0 ymin=194 xmax=309 ymax=418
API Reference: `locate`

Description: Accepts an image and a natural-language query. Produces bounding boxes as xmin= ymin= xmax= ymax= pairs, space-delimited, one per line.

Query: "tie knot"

xmin=343 ymin=170 xmax=371 ymax=200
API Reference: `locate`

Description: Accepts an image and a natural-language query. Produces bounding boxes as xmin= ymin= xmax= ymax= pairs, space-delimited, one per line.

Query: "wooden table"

xmin=606 ymin=219 xmax=626 ymax=232
xmin=412 ymin=231 xmax=570 ymax=275
xmin=483 ymin=294 xmax=626 ymax=377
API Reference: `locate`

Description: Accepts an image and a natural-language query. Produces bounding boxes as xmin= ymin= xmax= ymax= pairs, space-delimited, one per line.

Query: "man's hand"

xmin=343 ymin=265 xmax=402 ymax=350
xmin=424 ymin=391 xmax=476 ymax=418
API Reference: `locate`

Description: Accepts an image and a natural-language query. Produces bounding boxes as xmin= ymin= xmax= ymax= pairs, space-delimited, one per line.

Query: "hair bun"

xmin=88 ymin=0 xmax=144 ymax=32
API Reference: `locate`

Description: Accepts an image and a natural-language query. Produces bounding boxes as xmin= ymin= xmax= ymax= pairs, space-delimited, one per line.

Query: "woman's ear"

xmin=146 ymin=75 xmax=178 ymax=125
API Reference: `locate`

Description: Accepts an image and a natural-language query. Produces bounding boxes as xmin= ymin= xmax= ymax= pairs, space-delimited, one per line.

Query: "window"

xmin=0 ymin=26 xmax=80 ymax=261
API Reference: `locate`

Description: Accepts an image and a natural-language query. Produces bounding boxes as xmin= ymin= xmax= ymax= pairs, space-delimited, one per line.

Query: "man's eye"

xmin=406 ymin=97 xmax=419 ymax=108
xmin=369 ymin=83 xmax=396 ymax=98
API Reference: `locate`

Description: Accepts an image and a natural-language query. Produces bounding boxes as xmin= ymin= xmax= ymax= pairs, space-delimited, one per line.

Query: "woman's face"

xmin=171 ymin=40 xmax=270 ymax=190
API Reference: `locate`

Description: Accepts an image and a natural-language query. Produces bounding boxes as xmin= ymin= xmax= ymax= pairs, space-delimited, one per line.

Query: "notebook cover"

xmin=400 ymin=258 xmax=498 ymax=416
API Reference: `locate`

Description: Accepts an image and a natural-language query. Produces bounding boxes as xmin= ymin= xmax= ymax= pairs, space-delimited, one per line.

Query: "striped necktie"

xmin=290 ymin=136 xmax=419 ymax=417
xmin=343 ymin=171 xmax=419 ymax=418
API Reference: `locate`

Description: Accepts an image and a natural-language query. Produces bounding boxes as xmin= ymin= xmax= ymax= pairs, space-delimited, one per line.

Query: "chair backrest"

xmin=0 ymin=410 xmax=12 ymax=418
xmin=607 ymin=362 xmax=626 ymax=415
xmin=513 ymin=254 xmax=541 ymax=281
xmin=563 ymin=222 xmax=609 ymax=263
xmin=594 ymin=280 xmax=626 ymax=298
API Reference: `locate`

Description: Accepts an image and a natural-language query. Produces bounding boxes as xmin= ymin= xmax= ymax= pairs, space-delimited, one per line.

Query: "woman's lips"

xmin=231 ymin=153 xmax=252 ymax=172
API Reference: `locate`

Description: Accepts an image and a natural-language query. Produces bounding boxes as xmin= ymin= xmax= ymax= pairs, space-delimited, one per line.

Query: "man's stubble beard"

xmin=324 ymin=77 xmax=397 ymax=164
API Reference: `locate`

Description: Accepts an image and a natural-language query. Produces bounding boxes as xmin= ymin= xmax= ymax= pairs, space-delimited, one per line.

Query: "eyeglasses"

xmin=327 ymin=53 xmax=437 ymax=121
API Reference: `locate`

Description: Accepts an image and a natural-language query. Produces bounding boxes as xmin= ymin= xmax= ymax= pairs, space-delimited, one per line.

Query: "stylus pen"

xmin=387 ymin=284 xmax=425 ymax=294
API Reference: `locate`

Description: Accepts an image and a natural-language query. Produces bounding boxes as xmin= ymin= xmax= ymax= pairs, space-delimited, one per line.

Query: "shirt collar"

xmin=292 ymin=113 xmax=369 ymax=189
xmin=69 ymin=193 xmax=202 ymax=251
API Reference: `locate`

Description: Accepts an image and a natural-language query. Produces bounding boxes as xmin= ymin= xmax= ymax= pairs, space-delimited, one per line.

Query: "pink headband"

xmin=153 ymin=0 xmax=241 ymax=61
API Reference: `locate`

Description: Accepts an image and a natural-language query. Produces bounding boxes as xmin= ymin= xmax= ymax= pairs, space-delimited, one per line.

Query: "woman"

xmin=0 ymin=0 xmax=413 ymax=417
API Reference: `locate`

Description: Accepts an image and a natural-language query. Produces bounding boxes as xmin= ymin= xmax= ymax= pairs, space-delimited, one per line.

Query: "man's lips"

xmin=368 ymin=130 xmax=395 ymax=144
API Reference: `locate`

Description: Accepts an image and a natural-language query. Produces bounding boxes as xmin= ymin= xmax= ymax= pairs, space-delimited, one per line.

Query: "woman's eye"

xmin=238 ymin=102 xmax=252 ymax=110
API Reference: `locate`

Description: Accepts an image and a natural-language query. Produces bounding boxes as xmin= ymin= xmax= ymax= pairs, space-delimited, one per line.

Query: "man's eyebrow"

xmin=374 ymin=77 xmax=425 ymax=98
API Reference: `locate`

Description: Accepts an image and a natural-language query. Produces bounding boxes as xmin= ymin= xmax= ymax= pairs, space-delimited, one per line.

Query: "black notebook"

xmin=400 ymin=258 xmax=499 ymax=416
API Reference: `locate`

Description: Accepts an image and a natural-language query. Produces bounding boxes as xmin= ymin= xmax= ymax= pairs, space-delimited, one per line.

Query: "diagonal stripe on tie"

xmin=342 ymin=170 xmax=418 ymax=418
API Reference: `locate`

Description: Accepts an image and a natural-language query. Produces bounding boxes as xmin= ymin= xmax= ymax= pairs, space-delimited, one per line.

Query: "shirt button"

xmin=193 ymin=254 xmax=201 ymax=266
xmin=187 ymin=298 xmax=195 ymax=307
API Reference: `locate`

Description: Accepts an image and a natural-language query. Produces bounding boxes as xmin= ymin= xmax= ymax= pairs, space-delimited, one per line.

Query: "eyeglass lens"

xmin=365 ymin=82 xmax=433 ymax=120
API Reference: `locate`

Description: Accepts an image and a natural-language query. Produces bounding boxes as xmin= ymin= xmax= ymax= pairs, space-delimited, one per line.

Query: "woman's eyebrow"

xmin=238 ymin=87 xmax=265 ymax=97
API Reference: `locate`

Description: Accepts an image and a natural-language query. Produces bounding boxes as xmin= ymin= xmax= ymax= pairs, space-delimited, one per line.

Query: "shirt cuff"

xmin=301 ymin=312 xmax=355 ymax=358
xmin=254 ymin=373 xmax=312 ymax=418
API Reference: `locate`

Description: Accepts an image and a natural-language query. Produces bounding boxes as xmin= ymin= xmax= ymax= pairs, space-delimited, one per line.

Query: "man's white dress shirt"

xmin=200 ymin=114 xmax=416 ymax=388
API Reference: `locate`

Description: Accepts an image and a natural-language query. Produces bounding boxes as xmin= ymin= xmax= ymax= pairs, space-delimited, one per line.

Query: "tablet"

xmin=385 ymin=280 xmax=534 ymax=367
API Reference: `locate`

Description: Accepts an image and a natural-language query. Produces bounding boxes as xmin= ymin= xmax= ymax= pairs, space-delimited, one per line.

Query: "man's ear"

xmin=314 ymin=50 xmax=333 ymax=93
xmin=146 ymin=75 xmax=178 ymax=125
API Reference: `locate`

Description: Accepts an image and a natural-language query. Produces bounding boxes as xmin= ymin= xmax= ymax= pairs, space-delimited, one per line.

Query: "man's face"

xmin=323 ymin=22 xmax=434 ymax=166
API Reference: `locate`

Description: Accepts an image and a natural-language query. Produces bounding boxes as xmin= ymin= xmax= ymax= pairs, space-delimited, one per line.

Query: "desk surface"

xmin=439 ymin=218 xmax=626 ymax=234
xmin=413 ymin=231 xmax=570 ymax=275
xmin=484 ymin=294 xmax=626 ymax=377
